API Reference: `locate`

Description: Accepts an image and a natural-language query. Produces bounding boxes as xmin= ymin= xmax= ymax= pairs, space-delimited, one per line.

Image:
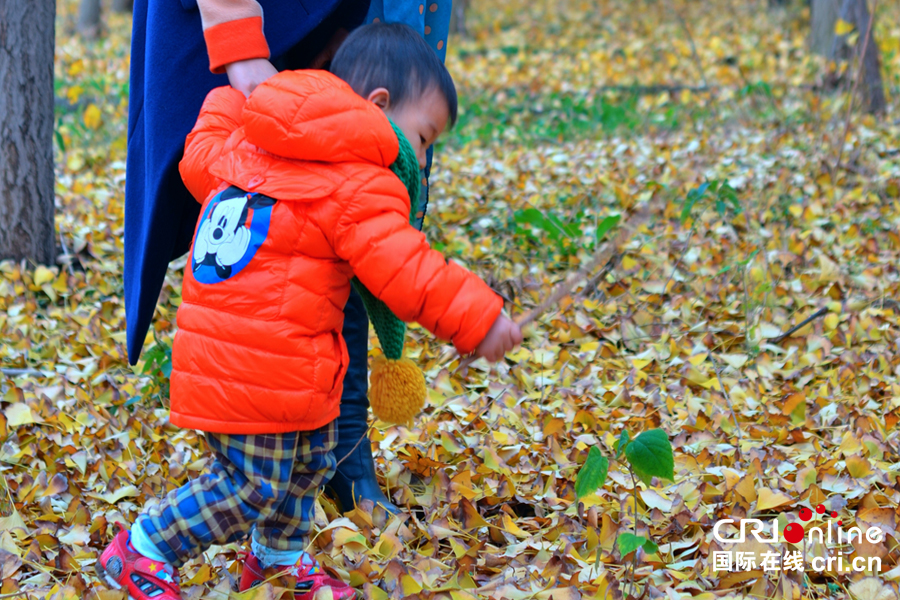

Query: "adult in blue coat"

xmin=124 ymin=0 xmax=367 ymax=366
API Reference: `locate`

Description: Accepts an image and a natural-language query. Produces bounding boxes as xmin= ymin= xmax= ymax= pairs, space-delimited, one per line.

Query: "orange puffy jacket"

xmin=171 ymin=71 xmax=503 ymax=434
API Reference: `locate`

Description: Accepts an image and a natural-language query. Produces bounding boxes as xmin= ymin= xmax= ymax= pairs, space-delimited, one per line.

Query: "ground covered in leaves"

xmin=2 ymin=0 xmax=900 ymax=598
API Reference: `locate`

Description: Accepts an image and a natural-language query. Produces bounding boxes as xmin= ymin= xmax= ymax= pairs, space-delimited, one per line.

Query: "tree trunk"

xmin=810 ymin=0 xmax=839 ymax=57
xmin=78 ymin=0 xmax=102 ymax=39
xmin=449 ymin=0 xmax=469 ymax=37
xmin=111 ymin=0 xmax=133 ymax=13
xmin=832 ymin=0 xmax=886 ymax=114
xmin=0 ymin=0 xmax=56 ymax=265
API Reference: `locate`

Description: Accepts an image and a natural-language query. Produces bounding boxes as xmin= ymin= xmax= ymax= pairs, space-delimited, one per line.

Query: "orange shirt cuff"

xmin=204 ymin=16 xmax=270 ymax=74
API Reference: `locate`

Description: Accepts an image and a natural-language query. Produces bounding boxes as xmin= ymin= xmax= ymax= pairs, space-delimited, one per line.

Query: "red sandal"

xmin=95 ymin=528 xmax=182 ymax=600
xmin=239 ymin=551 xmax=355 ymax=599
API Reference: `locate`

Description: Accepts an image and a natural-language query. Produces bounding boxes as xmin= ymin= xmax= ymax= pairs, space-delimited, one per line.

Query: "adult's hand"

xmin=309 ymin=28 xmax=349 ymax=70
xmin=225 ymin=58 xmax=278 ymax=97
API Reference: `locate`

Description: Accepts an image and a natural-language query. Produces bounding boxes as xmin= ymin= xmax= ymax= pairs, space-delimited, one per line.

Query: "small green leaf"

xmin=141 ymin=347 xmax=164 ymax=374
xmin=737 ymin=249 xmax=760 ymax=267
xmin=694 ymin=181 xmax=711 ymax=197
xmin=616 ymin=430 xmax=630 ymax=459
xmin=575 ymin=446 xmax=609 ymax=500
xmin=617 ymin=533 xmax=647 ymax=557
xmin=681 ymin=181 xmax=710 ymax=224
xmin=643 ymin=539 xmax=659 ymax=554
xmin=680 ymin=201 xmax=694 ymax=224
xmin=514 ymin=208 xmax=546 ymax=228
xmin=595 ymin=214 xmax=621 ymax=244
xmin=718 ymin=182 xmax=738 ymax=201
xmin=625 ymin=429 xmax=674 ymax=485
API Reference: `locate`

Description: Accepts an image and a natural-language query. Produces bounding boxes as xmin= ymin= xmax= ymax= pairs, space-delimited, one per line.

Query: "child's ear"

xmin=366 ymin=87 xmax=390 ymax=110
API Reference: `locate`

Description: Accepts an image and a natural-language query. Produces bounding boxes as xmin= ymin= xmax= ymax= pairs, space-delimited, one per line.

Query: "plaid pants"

xmin=135 ymin=422 xmax=336 ymax=567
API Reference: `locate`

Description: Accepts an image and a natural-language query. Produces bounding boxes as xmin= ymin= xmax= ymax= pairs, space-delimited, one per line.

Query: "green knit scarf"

xmin=350 ymin=120 xmax=420 ymax=360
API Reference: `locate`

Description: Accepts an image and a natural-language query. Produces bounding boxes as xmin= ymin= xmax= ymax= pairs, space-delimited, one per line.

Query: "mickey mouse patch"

xmin=191 ymin=186 xmax=276 ymax=283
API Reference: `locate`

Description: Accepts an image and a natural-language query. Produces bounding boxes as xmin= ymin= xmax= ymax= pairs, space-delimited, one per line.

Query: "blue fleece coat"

xmin=125 ymin=0 xmax=368 ymax=364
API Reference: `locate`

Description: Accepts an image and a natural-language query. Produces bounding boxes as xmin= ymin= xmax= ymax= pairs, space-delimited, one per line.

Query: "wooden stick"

xmin=456 ymin=208 xmax=650 ymax=372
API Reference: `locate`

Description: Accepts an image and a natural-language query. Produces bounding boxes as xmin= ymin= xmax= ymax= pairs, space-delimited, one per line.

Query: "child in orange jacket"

xmin=96 ymin=22 xmax=521 ymax=600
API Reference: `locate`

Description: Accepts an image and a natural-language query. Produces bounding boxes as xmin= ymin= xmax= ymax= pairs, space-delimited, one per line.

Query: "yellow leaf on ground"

xmin=501 ymin=513 xmax=530 ymax=539
xmin=848 ymin=577 xmax=897 ymax=600
xmin=0 ymin=531 xmax=19 ymax=556
xmin=90 ymin=591 xmax=126 ymax=600
xmin=834 ymin=18 xmax=855 ymax=36
xmin=757 ymin=488 xmax=793 ymax=511
xmin=641 ymin=489 xmax=674 ymax=511
xmin=86 ymin=485 xmax=139 ymax=504
xmin=0 ymin=510 xmax=27 ymax=534
xmin=734 ymin=475 xmax=757 ymax=504
xmin=781 ymin=392 xmax=805 ymax=416
xmin=33 ymin=266 xmax=55 ymax=286
xmin=720 ymin=354 xmax=748 ymax=370
xmin=58 ymin=524 xmax=90 ymax=546
xmin=846 ymin=454 xmax=872 ymax=478
xmin=232 ymin=582 xmax=278 ymax=600
xmin=66 ymin=85 xmax=84 ymax=104
xmin=759 ymin=322 xmax=783 ymax=339
xmin=182 ymin=564 xmax=212 ymax=587
xmin=83 ymin=104 xmax=103 ymax=130
xmin=4 ymin=403 xmax=37 ymax=427
xmin=401 ymin=574 xmax=423 ymax=595
xmin=535 ymin=587 xmax=581 ymax=600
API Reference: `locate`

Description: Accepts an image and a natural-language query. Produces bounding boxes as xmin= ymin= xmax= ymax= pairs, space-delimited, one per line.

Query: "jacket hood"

xmin=241 ymin=70 xmax=400 ymax=168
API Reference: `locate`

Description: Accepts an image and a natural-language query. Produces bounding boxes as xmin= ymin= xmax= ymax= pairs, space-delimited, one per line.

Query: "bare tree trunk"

xmin=111 ymin=0 xmax=133 ymax=13
xmin=0 ymin=0 xmax=56 ymax=264
xmin=78 ymin=0 xmax=102 ymax=38
xmin=449 ymin=0 xmax=469 ymax=37
xmin=810 ymin=0 xmax=839 ymax=57
xmin=832 ymin=0 xmax=886 ymax=114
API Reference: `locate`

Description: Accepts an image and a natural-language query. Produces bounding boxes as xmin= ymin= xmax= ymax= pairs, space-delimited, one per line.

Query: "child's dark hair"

xmin=331 ymin=22 xmax=457 ymax=126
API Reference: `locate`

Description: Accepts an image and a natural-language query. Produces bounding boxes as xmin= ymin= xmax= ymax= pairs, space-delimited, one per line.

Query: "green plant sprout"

xmin=138 ymin=330 xmax=173 ymax=409
xmin=575 ymin=428 xmax=675 ymax=596
xmin=514 ymin=208 xmax=620 ymax=257
xmin=680 ymin=179 xmax=741 ymax=226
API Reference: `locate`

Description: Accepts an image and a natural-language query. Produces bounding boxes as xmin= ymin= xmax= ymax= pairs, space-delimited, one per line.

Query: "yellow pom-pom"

xmin=369 ymin=356 xmax=426 ymax=426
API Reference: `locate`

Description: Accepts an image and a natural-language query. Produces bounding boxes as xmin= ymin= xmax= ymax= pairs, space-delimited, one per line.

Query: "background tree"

xmin=832 ymin=0 xmax=885 ymax=114
xmin=78 ymin=0 xmax=102 ymax=38
xmin=449 ymin=0 xmax=469 ymax=37
xmin=809 ymin=0 xmax=884 ymax=114
xmin=0 ymin=0 xmax=56 ymax=264
xmin=79 ymin=0 xmax=132 ymax=41
xmin=810 ymin=0 xmax=839 ymax=57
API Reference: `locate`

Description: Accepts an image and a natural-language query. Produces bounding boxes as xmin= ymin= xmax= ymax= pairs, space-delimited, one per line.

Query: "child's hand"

xmin=225 ymin=58 xmax=278 ymax=97
xmin=474 ymin=314 xmax=523 ymax=362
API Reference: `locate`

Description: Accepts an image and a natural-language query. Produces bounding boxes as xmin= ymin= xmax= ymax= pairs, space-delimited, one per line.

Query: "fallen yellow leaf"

xmin=756 ymin=488 xmax=793 ymax=511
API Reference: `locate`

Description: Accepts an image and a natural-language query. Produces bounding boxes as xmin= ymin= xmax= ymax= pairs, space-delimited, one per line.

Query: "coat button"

xmin=248 ymin=175 xmax=265 ymax=188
